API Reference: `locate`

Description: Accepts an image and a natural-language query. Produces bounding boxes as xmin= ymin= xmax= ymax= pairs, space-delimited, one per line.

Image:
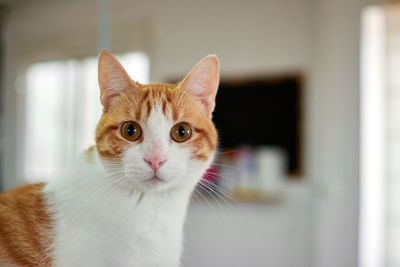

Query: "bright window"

xmin=360 ymin=5 xmax=400 ymax=267
xmin=24 ymin=52 xmax=149 ymax=182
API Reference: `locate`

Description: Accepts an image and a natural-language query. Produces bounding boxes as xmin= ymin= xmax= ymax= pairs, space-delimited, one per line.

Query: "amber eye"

xmin=171 ymin=122 xmax=192 ymax=142
xmin=121 ymin=121 xmax=142 ymax=141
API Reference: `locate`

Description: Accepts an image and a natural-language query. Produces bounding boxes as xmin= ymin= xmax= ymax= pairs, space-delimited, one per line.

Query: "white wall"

xmin=308 ymin=0 xmax=376 ymax=266
xmin=0 ymin=0 xmax=378 ymax=266
xmin=184 ymin=189 xmax=313 ymax=267
xmin=148 ymin=0 xmax=311 ymax=81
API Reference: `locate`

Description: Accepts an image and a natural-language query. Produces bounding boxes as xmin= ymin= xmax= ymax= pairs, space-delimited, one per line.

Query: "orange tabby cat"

xmin=0 ymin=51 xmax=219 ymax=267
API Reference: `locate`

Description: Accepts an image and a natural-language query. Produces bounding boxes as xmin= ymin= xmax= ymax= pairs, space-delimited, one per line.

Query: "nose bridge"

xmin=143 ymin=103 xmax=169 ymax=157
xmin=149 ymin=138 xmax=164 ymax=155
xmin=142 ymin=131 xmax=166 ymax=159
xmin=143 ymin=112 xmax=168 ymax=172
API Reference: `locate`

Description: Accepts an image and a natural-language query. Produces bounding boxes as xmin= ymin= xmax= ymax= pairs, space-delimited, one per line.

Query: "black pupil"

xmin=126 ymin=124 xmax=136 ymax=136
xmin=178 ymin=126 xmax=186 ymax=137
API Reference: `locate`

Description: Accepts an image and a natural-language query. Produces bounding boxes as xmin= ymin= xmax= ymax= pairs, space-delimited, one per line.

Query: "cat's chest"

xmin=93 ymin=206 xmax=183 ymax=252
xmin=51 ymin=192 xmax=186 ymax=267
xmin=90 ymin=218 xmax=182 ymax=267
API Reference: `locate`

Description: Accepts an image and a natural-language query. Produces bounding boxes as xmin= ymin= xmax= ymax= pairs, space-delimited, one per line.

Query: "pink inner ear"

xmin=101 ymin=90 xmax=120 ymax=108
xmin=199 ymin=95 xmax=215 ymax=113
xmin=181 ymin=55 xmax=220 ymax=114
xmin=100 ymin=73 xmax=129 ymax=108
xmin=98 ymin=50 xmax=132 ymax=108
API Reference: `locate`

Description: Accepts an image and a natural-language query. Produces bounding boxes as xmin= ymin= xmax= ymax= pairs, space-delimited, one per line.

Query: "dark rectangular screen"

xmin=213 ymin=76 xmax=302 ymax=175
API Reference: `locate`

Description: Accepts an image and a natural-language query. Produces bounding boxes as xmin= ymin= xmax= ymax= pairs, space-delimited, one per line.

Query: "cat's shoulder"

xmin=0 ymin=183 xmax=47 ymax=204
xmin=0 ymin=182 xmax=51 ymax=225
xmin=0 ymin=183 xmax=53 ymax=266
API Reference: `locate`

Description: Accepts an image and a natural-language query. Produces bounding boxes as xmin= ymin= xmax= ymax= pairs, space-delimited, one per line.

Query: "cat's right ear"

xmin=180 ymin=55 xmax=219 ymax=115
xmin=98 ymin=50 xmax=132 ymax=108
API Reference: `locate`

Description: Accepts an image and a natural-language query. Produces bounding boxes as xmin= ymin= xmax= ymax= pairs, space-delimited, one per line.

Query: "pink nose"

xmin=144 ymin=156 xmax=167 ymax=172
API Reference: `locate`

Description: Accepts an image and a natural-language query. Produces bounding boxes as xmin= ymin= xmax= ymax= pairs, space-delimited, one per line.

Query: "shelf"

xmin=192 ymin=188 xmax=284 ymax=205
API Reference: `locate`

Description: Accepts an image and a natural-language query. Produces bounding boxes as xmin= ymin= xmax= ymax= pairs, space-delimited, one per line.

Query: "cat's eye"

xmin=171 ymin=122 xmax=192 ymax=143
xmin=121 ymin=121 xmax=142 ymax=141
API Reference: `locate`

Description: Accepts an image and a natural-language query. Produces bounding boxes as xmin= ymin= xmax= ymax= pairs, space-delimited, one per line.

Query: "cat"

xmin=0 ymin=50 xmax=219 ymax=267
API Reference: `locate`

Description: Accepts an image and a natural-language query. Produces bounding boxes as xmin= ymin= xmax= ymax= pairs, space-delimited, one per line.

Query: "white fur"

xmin=44 ymin=104 xmax=213 ymax=267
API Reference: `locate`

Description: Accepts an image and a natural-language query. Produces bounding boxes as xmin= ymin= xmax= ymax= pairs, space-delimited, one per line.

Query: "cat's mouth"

xmin=144 ymin=175 xmax=166 ymax=184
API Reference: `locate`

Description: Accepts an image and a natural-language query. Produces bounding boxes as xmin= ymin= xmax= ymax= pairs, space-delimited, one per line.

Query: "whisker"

xmin=204 ymin=171 xmax=236 ymax=182
xmin=67 ymin=175 xmax=126 ymax=221
xmin=106 ymin=177 xmax=130 ymax=199
xmin=197 ymin=183 xmax=224 ymax=219
xmin=201 ymin=179 xmax=238 ymax=203
xmin=191 ymin=192 xmax=204 ymax=208
xmin=198 ymin=180 xmax=233 ymax=207
xmin=194 ymin=187 xmax=218 ymax=220
xmin=90 ymin=176 xmax=126 ymax=199
xmin=210 ymin=162 xmax=239 ymax=170
xmin=197 ymin=182 xmax=232 ymax=216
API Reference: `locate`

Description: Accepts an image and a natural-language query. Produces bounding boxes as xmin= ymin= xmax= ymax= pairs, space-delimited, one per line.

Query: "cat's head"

xmin=95 ymin=51 xmax=219 ymax=192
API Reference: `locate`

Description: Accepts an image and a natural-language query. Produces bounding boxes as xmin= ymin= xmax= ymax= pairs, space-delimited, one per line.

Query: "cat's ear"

xmin=180 ymin=55 xmax=220 ymax=114
xmin=98 ymin=50 xmax=132 ymax=108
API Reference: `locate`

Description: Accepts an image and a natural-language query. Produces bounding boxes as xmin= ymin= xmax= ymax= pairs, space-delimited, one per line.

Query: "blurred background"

xmin=0 ymin=0 xmax=399 ymax=266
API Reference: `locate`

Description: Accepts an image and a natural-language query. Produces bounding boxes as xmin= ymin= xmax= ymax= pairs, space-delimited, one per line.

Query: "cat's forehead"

xmin=122 ymin=83 xmax=189 ymax=122
xmin=105 ymin=81 xmax=205 ymax=127
xmin=143 ymin=102 xmax=172 ymax=138
xmin=141 ymin=82 xmax=177 ymax=92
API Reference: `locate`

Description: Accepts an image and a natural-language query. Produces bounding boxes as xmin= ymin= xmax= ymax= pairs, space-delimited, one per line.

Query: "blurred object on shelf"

xmin=197 ymin=146 xmax=287 ymax=204
xmin=255 ymin=146 xmax=286 ymax=195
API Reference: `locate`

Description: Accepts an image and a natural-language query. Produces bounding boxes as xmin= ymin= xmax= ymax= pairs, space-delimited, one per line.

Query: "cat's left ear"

xmin=98 ymin=50 xmax=132 ymax=108
xmin=180 ymin=55 xmax=220 ymax=114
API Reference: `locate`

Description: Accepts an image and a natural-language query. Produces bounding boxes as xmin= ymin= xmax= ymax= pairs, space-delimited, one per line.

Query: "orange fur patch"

xmin=0 ymin=183 xmax=53 ymax=266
